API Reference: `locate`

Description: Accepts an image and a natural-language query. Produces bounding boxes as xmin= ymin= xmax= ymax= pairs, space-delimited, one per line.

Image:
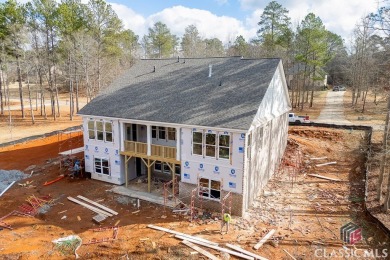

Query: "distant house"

xmin=78 ymin=57 xmax=291 ymax=216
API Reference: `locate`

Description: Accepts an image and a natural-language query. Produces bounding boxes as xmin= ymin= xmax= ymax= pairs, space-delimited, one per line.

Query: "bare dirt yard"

xmin=0 ymin=125 xmax=389 ymax=259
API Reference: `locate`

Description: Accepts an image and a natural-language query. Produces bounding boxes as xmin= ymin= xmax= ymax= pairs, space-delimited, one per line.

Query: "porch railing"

xmin=123 ymin=140 xmax=177 ymax=160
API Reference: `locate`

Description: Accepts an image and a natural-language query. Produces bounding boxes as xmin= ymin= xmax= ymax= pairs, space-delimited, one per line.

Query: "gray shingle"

xmin=78 ymin=57 xmax=280 ymax=130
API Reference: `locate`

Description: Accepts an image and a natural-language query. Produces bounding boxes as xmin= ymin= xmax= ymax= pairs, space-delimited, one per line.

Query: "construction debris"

xmin=315 ymin=161 xmax=337 ymax=167
xmin=0 ymin=181 xmax=16 ymax=197
xmin=43 ymin=175 xmax=65 ymax=186
xmin=92 ymin=214 xmax=107 ymax=223
xmin=76 ymin=195 xmax=118 ymax=215
xmin=67 ymin=196 xmax=113 ymax=217
xmin=283 ymin=249 xmax=297 ymax=260
xmin=84 ymin=226 xmax=119 ymax=245
xmin=52 ymin=235 xmax=82 ymax=258
xmin=226 ymin=243 xmax=268 ymax=260
xmin=181 ymin=240 xmax=219 ymax=260
xmin=147 ymin=224 xmax=218 ymax=246
xmin=254 ymin=229 xmax=276 ymax=250
xmin=310 ymin=157 xmax=327 ymax=160
xmin=307 ymin=174 xmax=341 ymax=182
xmin=175 ymin=235 xmax=254 ymax=260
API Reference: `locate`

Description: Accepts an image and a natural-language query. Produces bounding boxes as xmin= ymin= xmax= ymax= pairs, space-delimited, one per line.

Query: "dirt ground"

xmin=0 ymin=126 xmax=389 ymax=259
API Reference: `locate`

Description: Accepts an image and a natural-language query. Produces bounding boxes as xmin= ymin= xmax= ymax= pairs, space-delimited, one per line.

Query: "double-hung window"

xmin=96 ymin=121 xmax=104 ymax=141
xmin=94 ymin=157 xmax=110 ymax=175
xmin=192 ymin=131 xmax=203 ymax=155
xmin=88 ymin=120 xmax=113 ymax=143
xmin=205 ymin=133 xmax=216 ymax=157
xmin=88 ymin=121 xmax=95 ymax=139
xmin=105 ymin=122 xmax=113 ymax=142
xmin=192 ymin=130 xmax=230 ymax=160
xmin=219 ymin=134 xmax=230 ymax=159
xmin=199 ymin=178 xmax=221 ymax=200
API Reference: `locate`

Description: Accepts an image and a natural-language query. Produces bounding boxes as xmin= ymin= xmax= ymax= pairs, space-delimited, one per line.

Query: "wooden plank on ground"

xmin=147 ymin=224 xmax=218 ymax=246
xmin=310 ymin=157 xmax=327 ymax=160
xmin=315 ymin=161 xmax=336 ymax=167
xmin=253 ymin=229 xmax=276 ymax=250
xmin=307 ymin=174 xmax=341 ymax=182
xmin=0 ymin=181 xmax=16 ymax=197
xmin=175 ymin=235 xmax=253 ymax=260
xmin=77 ymin=195 xmax=118 ymax=215
xmin=226 ymin=243 xmax=268 ymax=260
xmin=67 ymin=197 xmax=113 ymax=217
xmin=181 ymin=240 xmax=219 ymax=260
xmin=283 ymin=249 xmax=297 ymax=260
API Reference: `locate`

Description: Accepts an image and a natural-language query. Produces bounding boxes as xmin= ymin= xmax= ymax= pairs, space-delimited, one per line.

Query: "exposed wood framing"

xmin=125 ymin=155 xmax=132 ymax=187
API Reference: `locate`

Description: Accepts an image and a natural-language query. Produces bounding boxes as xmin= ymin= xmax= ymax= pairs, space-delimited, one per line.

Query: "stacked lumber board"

xmin=68 ymin=196 xmax=118 ymax=221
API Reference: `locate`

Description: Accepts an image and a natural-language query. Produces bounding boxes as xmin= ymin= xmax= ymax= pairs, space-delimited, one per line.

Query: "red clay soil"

xmin=0 ymin=127 xmax=389 ymax=259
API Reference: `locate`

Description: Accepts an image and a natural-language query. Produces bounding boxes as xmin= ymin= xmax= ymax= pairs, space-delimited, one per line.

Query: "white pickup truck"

xmin=288 ymin=113 xmax=310 ymax=123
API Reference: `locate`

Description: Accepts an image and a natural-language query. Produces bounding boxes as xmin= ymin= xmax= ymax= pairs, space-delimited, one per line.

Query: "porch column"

xmin=147 ymin=125 xmax=151 ymax=156
xmin=176 ymin=127 xmax=180 ymax=161
xmin=147 ymin=159 xmax=151 ymax=193
xmin=119 ymin=121 xmax=125 ymax=151
xmin=125 ymin=155 xmax=128 ymax=187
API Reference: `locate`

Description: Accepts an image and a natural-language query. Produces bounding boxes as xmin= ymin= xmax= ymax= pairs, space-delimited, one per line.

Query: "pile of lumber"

xmin=68 ymin=195 xmax=118 ymax=222
xmin=148 ymin=224 xmax=269 ymax=260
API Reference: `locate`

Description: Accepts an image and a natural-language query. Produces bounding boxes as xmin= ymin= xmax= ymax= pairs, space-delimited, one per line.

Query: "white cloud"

xmin=144 ymin=5 xmax=256 ymax=44
xmin=109 ymin=3 xmax=146 ymax=36
xmin=240 ymin=0 xmax=378 ymax=41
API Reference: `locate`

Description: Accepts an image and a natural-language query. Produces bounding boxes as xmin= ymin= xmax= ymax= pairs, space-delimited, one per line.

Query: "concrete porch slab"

xmin=111 ymin=186 xmax=179 ymax=208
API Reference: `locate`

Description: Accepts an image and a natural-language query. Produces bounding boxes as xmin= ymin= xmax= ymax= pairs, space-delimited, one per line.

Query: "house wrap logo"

xmin=340 ymin=222 xmax=362 ymax=244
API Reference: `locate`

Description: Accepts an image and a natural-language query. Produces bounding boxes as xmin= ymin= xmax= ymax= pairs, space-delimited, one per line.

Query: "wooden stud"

xmin=254 ymin=229 xmax=276 ymax=250
xmin=175 ymin=235 xmax=253 ymax=260
xmin=226 ymin=243 xmax=268 ymax=260
xmin=308 ymin=174 xmax=341 ymax=182
xmin=181 ymin=240 xmax=219 ymax=260
xmin=77 ymin=195 xmax=118 ymax=215
xmin=148 ymin=159 xmax=151 ymax=193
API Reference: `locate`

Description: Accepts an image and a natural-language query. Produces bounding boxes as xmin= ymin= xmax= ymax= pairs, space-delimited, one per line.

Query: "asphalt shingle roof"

xmin=78 ymin=57 xmax=281 ymax=130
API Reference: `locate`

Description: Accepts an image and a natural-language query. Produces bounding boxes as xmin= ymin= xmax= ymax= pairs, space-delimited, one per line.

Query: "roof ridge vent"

xmin=208 ymin=64 xmax=212 ymax=77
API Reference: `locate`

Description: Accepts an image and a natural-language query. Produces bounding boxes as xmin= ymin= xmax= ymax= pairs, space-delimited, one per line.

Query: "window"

xmin=168 ymin=127 xmax=176 ymax=141
xmin=94 ymin=157 xmax=110 ymax=175
xmin=88 ymin=121 xmax=95 ymax=139
xmin=192 ymin=131 xmax=203 ymax=155
xmin=159 ymin=127 xmax=166 ymax=139
xmin=105 ymin=122 xmax=112 ymax=142
xmin=154 ymin=161 xmax=180 ymax=175
xmin=96 ymin=121 xmax=104 ymax=141
xmin=154 ymin=161 xmax=162 ymax=172
xmin=199 ymin=178 xmax=220 ymax=200
xmin=152 ymin=126 xmax=157 ymax=138
xmin=205 ymin=133 xmax=216 ymax=157
xmin=219 ymin=134 xmax=230 ymax=159
xmin=87 ymin=120 xmax=113 ymax=142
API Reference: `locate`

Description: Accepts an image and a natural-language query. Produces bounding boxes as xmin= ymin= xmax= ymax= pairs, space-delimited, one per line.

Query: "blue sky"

xmin=10 ymin=0 xmax=381 ymax=46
